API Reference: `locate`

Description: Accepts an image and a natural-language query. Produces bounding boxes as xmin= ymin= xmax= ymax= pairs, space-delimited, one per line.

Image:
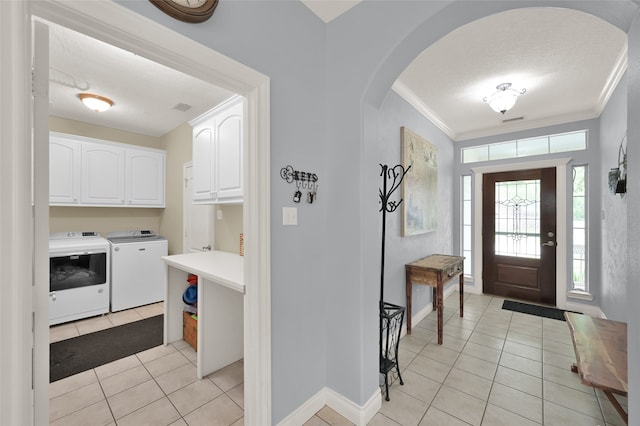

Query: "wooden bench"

xmin=564 ymin=312 xmax=628 ymax=424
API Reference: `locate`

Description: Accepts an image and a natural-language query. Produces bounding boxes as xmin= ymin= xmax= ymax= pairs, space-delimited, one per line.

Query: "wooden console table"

xmin=405 ymin=254 xmax=464 ymax=344
xmin=565 ymin=312 xmax=628 ymax=425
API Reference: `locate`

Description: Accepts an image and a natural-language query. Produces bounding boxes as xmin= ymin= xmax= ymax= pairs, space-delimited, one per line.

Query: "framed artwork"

xmin=401 ymin=126 xmax=438 ymax=236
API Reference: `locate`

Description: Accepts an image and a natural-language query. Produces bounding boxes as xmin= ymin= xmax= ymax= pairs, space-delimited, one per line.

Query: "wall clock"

xmin=149 ymin=0 xmax=218 ymax=23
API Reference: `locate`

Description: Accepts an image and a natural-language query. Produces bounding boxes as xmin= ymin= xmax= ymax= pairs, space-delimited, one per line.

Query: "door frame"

xmin=7 ymin=2 xmax=272 ymax=424
xmin=471 ymin=158 xmax=570 ymax=308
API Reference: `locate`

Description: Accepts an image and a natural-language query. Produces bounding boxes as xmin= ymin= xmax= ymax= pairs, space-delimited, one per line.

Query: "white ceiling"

xmin=47 ymin=5 xmax=627 ymax=142
xmin=395 ymin=7 xmax=627 ymax=141
xmin=48 ymin=21 xmax=234 ymax=138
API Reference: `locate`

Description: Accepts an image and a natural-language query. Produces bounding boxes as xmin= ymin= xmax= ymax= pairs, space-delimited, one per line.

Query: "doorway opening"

xmin=30 ymin=2 xmax=271 ymax=424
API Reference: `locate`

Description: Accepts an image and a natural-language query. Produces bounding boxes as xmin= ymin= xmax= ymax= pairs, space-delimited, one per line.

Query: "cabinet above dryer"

xmin=49 ymin=132 xmax=166 ymax=208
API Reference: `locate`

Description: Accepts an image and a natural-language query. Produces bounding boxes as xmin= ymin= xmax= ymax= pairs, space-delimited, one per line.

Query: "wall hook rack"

xmin=280 ymin=165 xmax=319 ymax=203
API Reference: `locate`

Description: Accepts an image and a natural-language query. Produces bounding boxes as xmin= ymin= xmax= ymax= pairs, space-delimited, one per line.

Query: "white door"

xmin=184 ymin=162 xmax=215 ymax=253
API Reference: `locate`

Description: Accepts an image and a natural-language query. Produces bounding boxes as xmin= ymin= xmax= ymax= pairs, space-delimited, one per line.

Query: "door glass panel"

xmin=494 ymin=179 xmax=540 ymax=258
xmin=50 ymin=253 xmax=107 ymax=291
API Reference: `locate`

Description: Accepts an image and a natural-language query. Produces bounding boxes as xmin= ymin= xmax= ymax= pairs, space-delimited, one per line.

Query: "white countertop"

xmin=162 ymin=251 xmax=244 ymax=293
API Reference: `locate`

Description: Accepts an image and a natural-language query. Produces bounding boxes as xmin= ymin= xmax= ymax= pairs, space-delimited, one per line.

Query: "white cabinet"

xmin=49 ymin=135 xmax=81 ymax=205
xmin=81 ymin=142 xmax=126 ymax=205
xmin=126 ymin=149 xmax=165 ymax=206
xmin=49 ymin=132 xmax=165 ymax=207
xmin=191 ymin=95 xmax=243 ymax=204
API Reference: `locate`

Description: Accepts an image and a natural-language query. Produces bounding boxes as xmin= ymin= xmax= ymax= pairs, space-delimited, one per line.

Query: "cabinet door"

xmin=126 ymin=149 xmax=165 ymax=206
xmin=81 ymin=143 xmax=125 ymax=205
xmin=49 ymin=136 xmax=80 ymax=204
xmin=192 ymin=125 xmax=216 ymax=202
xmin=215 ymin=99 xmax=243 ymax=202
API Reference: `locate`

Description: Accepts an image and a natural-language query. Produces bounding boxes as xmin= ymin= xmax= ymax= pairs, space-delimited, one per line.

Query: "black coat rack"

xmin=378 ymin=163 xmax=410 ymax=400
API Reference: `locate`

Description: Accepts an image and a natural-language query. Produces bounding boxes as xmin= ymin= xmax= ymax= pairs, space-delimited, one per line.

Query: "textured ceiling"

xmin=46 ymin=4 xmax=627 ymax=142
xmin=395 ymin=7 xmax=627 ymax=141
xmin=48 ymin=21 xmax=234 ymax=138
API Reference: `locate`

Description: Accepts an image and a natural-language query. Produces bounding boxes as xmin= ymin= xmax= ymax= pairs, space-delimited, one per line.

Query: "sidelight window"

xmin=572 ymin=165 xmax=588 ymax=292
xmin=461 ymin=175 xmax=472 ymax=275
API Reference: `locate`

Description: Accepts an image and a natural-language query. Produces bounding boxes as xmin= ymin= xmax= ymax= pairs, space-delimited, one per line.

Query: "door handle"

xmin=542 ymin=241 xmax=557 ymax=247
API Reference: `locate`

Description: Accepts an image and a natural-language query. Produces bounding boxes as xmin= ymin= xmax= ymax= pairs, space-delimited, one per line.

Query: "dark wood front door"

xmin=482 ymin=168 xmax=557 ymax=305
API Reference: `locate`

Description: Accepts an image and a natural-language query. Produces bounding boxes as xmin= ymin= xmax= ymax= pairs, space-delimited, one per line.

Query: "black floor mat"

xmin=50 ymin=315 xmax=163 ymax=382
xmin=502 ymin=300 xmax=577 ymax=321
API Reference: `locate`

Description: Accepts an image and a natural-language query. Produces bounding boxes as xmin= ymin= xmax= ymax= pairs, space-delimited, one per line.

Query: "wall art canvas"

xmin=401 ymin=126 xmax=438 ymax=236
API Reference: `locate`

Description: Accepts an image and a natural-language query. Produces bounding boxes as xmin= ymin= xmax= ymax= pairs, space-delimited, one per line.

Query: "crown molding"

xmin=596 ymin=43 xmax=628 ymax=116
xmin=455 ymin=110 xmax=599 ymax=142
xmin=392 ymin=80 xmax=456 ymax=140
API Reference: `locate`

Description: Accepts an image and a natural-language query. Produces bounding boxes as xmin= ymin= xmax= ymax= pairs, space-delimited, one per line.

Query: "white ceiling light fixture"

xmin=78 ymin=93 xmax=114 ymax=112
xmin=483 ymin=83 xmax=526 ymax=114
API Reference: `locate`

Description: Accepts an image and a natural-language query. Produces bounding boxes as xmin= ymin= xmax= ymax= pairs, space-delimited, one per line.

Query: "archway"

xmin=359 ymin=0 xmax=636 ymax=417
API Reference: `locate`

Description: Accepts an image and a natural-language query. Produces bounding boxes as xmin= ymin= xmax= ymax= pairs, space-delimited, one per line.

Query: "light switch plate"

xmin=283 ymin=207 xmax=297 ymax=225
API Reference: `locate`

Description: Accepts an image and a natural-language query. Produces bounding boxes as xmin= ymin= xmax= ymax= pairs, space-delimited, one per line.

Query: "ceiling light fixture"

xmin=78 ymin=93 xmax=114 ymax=112
xmin=483 ymin=83 xmax=526 ymax=114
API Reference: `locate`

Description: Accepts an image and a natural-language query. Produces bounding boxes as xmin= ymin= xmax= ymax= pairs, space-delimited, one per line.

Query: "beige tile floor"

xmin=49 ymin=294 xmax=627 ymax=425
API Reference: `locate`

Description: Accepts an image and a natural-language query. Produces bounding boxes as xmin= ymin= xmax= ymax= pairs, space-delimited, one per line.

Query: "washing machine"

xmin=49 ymin=231 xmax=110 ymax=325
xmin=107 ymin=230 xmax=168 ymax=312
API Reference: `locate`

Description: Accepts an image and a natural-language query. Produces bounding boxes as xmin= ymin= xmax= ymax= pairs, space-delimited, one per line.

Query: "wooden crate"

xmin=183 ymin=311 xmax=197 ymax=351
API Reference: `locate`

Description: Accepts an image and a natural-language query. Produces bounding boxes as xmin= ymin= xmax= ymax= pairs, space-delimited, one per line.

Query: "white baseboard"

xmin=325 ymin=387 xmax=381 ymax=425
xmin=277 ymin=387 xmax=380 ymax=426
xmin=564 ymin=301 xmax=605 ymax=318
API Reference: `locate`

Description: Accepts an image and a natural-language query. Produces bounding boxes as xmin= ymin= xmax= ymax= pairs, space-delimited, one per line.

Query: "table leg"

xmin=432 ymin=288 xmax=436 ymax=310
xmin=603 ymin=391 xmax=628 ymax=425
xmin=405 ymin=270 xmax=412 ymax=335
xmin=437 ymin=276 xmax=443 ymax=345
xmin=459 ymin=273 xmax=464 ymax=318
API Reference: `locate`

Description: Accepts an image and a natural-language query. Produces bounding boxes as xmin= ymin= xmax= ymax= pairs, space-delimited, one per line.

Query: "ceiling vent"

xmin=173 ymin=103 xmax=192 ymax=112
xmin=502 ymin=116 xmax=524 ymax=123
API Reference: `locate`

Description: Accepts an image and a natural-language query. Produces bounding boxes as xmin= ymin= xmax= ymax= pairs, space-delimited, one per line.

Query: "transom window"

xmin=462 ymin=130 xmax=587 ymax=164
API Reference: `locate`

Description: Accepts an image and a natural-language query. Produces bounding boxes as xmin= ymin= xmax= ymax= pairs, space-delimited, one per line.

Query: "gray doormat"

xmin=502 ymin=300 xmax=577 ymax=321
xmin=50 ymin=314 xmax=163 ymax=382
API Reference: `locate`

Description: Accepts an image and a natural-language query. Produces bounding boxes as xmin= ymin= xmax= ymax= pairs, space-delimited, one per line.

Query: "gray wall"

xmin=626 ymin=9 xmax=640 ymax=424
xmin=599 ymin=74 xmax=629 ymax=320
xmin=377 ymin=91 xmax=454 ymax=314
xmin=115 ymin=1 xmax=640 ymax=423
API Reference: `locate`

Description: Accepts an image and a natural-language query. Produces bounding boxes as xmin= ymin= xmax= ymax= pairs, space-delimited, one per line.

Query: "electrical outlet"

xmin=217 ymin=209 xmax=223 ymax=220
